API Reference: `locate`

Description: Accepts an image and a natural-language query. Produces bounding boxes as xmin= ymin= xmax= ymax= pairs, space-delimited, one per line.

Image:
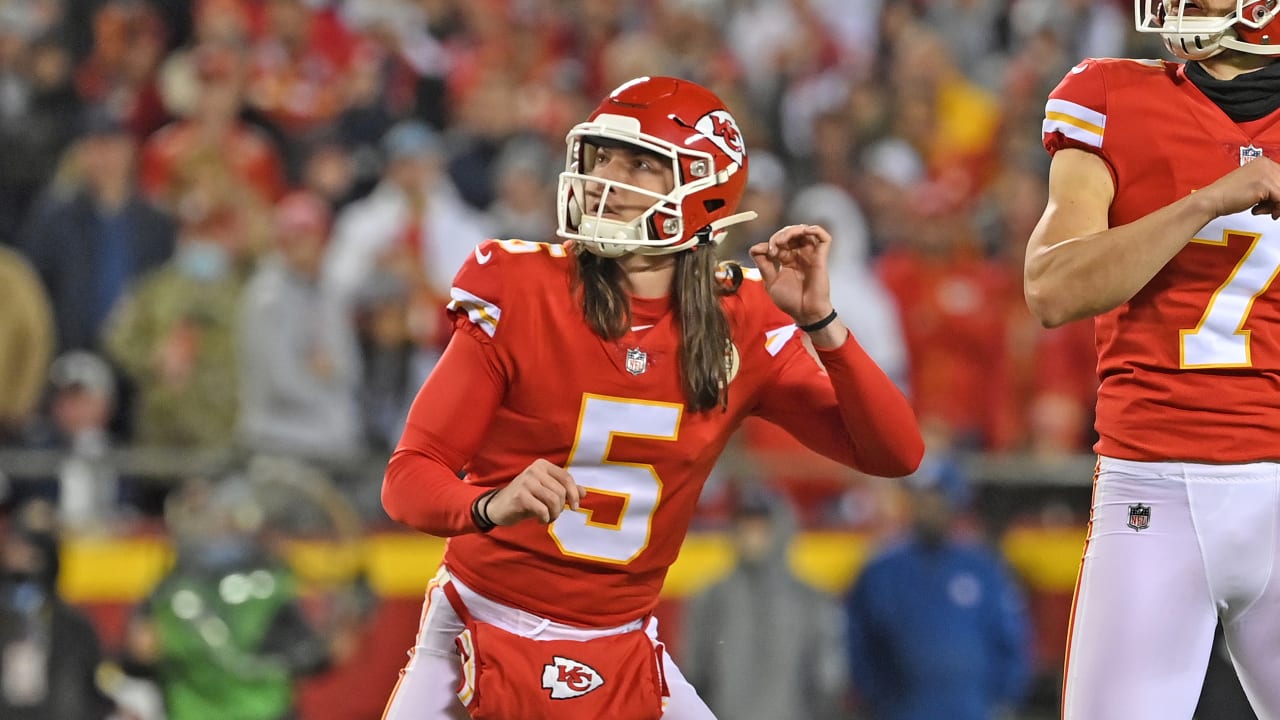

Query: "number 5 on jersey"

xmin=550 ymin=395 xmax=682 ymax=564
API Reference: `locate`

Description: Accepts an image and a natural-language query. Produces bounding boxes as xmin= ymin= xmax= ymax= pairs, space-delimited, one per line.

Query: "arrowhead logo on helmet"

xmin=696 ymin=110 xmax=745 ymax=165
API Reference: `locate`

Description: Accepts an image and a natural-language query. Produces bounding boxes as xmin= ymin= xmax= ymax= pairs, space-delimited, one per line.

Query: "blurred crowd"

xmin=0 ymin=0 xmax=1158 ymax=532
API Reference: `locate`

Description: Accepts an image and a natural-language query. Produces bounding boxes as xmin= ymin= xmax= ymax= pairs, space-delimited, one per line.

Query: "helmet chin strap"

xmin=1220 ymin=34 xmax=1280 ymax=54
xmin=707 ymin=211 xmax=759 ymax=234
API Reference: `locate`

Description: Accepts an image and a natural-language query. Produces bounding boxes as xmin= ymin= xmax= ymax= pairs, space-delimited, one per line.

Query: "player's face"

xmin=584 ymin=145 xmax=675 ymax=223
xmin=1164 ymin=0 xmax=1231 ymax=17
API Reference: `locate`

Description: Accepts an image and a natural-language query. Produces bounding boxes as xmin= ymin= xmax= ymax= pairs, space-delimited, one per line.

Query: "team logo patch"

xmin=542 ymin=656 xmax=604 ymax=699
xmin=694 ymin=110 xmax=745 ymax=165
xmin=723 ymin=342 xmax=740 ymax=386
xmin=626 ymin=347 xmax=648 ymax=375
xmin=1241 ymin=145 xmax=1264 ymax=166
xmin=1127 ymin=503 xmax=1151 ymax=531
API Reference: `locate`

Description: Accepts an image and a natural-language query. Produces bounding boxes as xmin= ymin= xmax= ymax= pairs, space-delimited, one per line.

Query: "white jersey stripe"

xmin=448 ymin=287 xmax=502 ymax=337
xmin=1045 ymin=98 xmax=1106 ymax=130
xmin=1043 ymin=118 xmax=1104 ymax=149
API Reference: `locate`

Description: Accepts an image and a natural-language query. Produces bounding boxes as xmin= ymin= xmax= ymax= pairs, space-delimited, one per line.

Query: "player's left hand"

xmin=749 ymin=224 xmax=834 ymax=325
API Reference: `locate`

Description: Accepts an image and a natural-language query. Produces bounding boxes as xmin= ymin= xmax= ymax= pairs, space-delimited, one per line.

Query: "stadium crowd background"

xmin=0 ymin=0 xmax=1219 ymax=718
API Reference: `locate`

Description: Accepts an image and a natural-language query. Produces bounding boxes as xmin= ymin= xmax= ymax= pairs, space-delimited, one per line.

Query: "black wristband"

xmin=798 ymin=309 xmax=838 ymax=333
xmin=471 ymin=489 xmax=499 ymax=533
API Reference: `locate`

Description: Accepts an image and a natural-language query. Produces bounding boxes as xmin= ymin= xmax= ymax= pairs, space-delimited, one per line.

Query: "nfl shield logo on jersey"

xmin=1127 ymin=503 xmax=1151 ymax=531
xmin=625 ymin=348 xmax=648 ymax=375
xmin=1241 ymin=145 xmax=1264 ymax=166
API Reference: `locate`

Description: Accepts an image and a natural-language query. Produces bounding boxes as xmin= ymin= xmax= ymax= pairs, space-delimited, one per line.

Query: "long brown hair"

xmin=575 ymin=247 xmax=733 ymax=412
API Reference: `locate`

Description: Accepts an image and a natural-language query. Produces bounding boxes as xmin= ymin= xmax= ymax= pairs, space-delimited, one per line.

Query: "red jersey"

xmin=1043 ymin=58 xmax=1280 ymax=462
xmin=383 ymin=239 xmax=922 ymax=626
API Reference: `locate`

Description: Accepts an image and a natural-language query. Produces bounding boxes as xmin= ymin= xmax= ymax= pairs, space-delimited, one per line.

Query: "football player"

xmin=1027 ymin=2 xmax=1280 ymax=718
xmin=379 ymin=76 xmax=924 ymax=719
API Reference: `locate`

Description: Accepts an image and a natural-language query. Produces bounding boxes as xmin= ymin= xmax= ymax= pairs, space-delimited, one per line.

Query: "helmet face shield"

xmin=1134 ymin=0 xmax=1280 ymax=59
xmin=556 ymin=77 xmax=752 ymax=257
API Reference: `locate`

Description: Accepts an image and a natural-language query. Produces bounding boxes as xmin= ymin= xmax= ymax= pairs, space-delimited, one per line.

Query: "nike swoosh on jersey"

xmin=630 ymin=324 xmax=654 ymax=331
xmin=475 ymin=246 xmax=493 ymax=264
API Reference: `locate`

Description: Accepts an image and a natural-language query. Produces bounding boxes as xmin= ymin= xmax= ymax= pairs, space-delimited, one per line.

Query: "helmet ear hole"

xmin=703 ymin=198 xmax=725 ymax=214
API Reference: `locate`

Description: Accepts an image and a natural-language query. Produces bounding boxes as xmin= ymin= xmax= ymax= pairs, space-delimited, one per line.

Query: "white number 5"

xmin=1181 ymin=212 xmax=1280 ymax=368
xmin=549 ymin=394 xmax=682 ymax=564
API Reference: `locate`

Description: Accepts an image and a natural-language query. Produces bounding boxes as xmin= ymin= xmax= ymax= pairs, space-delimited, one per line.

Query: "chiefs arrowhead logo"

xmin=541 ymin=656 xmax=604 ymax=699
xmin=694 ymin=110 xmax=745 ymax=165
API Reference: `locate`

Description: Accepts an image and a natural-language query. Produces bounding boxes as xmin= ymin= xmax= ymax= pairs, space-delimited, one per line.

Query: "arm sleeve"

xmin=754 ymin=333 xmax=924 ymax=478
xmin=381 ymin=323 xmax=507 ymax=536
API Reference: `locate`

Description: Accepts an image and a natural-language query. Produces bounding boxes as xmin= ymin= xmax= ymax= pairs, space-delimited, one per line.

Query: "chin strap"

xmin=709 ymin=211 xmax=758 ymax=234
xmin=696 ymin=210 xmax=760 ymax=249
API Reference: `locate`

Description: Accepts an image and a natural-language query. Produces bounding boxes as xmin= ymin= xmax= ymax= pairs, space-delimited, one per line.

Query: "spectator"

xmin=0 ymin=30 xmax=82 ymax=240
xmin=143 ymin=40 xmax=287 ymax=211
xmin=352 ymin=270 xmax=418 ymax=453
xmin=484 ymin=134 xmax=557 ymax=241
xmin=0 ymin=513 xmax=117 ymax=720
xmin=324 ymin=120 xmax=493 ymax=378
xmin=791 ymin=182 xmax=907 ymax=390
xmin=877 ymin=197 xmax=1013 ymax=450
xmin=0 ymin=247 xmax=54 ymax=444
xmin=124 ymin=477 xmax=330 ymax=720
xmin=238 ymin=191 xmax=364 ymax=463
xmin=103 ymin=196 xmax=253 ymax=448
xmin=296 ymin=133 xmax=361 ymax=212
xmin=683 ymin=486 xmax=848 ymax=720
xmin=245 ymin=0 xmax=357 ymax=137
xmin=18 ymin=108 xmax=176 ymax=354
xmin=73 ymin=0 xmax=169 ymax=139
xmin=44 ymin=351 xmax=123 ymax=532
xmin=844 ymin=450 xmax=1032 ymax=720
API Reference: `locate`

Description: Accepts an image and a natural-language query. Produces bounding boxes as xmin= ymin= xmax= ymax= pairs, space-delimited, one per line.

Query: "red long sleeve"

xmin=756 ymin=334 xmax=924 ymax=478
xmin=382 ymin=328 xmax=506 ymax=536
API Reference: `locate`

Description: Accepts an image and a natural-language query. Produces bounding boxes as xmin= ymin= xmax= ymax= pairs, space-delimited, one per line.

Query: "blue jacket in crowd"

xmin=844 ymin=536 xmax=1032 ymax=720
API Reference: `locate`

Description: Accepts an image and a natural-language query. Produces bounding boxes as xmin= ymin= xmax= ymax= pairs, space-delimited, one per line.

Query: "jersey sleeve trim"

xmin=1043 ymin=98 xmax=1105 ymax=149
xmin=448 ymin=287 xmax=501 ymax=338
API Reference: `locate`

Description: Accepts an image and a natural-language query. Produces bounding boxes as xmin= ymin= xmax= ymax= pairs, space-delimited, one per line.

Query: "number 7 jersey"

xmin=1043 ymin=58 xmax=1280 ymax=462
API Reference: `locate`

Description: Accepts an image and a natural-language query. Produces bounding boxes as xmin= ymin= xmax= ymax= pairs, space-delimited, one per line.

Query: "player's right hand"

xmin=485 ymin=459 xmax=582 ymax=525
xmin=1201 ymin=156 xmax=1280 ymax=219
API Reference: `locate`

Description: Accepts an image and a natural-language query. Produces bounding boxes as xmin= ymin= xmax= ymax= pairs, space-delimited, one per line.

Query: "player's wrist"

xmin=797 ymin=307 xmax=837 ymax=332
xmin=471 ymin=489 xmax=500 ymax=533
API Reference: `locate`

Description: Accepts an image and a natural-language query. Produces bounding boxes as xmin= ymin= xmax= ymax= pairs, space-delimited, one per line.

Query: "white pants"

xmin=1063 ymin=457 xmax=1280 ymax=720
xmin=382 ymin=567 xmax=716 ymax=720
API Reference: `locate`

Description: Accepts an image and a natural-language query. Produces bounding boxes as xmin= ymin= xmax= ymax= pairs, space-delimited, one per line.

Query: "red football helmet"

xmin=1135 ymin=0 xmax=1280 ymax=59
xmin=556 ymin=76 xmax=756 ymax=257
